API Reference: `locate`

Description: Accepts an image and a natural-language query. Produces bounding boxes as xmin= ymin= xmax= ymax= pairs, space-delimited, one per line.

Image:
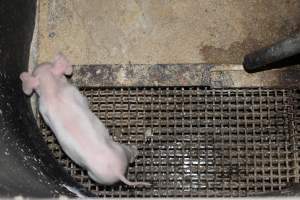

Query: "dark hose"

xmin=243 ymin=33 xmax=300 ymax=73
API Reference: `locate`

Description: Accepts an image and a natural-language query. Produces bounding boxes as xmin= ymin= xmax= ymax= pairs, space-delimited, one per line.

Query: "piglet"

xmin=20 ymin=53 xmax=150 ymax=187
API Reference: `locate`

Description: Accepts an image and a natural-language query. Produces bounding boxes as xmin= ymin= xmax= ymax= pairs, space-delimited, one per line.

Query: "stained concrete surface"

xmin=32 ymin=0 xmax=300 ymax=88
xmin=70 ymin=64 xmax=300 ymax=88
xmin=37 ymin=0 xmax=300 ymax=65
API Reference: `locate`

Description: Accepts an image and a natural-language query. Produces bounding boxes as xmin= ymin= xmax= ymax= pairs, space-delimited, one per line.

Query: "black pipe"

xmin=243 ymin=33 xmax=300 ymax=73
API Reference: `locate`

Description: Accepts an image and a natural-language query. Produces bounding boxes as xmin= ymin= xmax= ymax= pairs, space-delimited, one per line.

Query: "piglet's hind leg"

xmin=122 ymin=144 xmax=138 ymax=163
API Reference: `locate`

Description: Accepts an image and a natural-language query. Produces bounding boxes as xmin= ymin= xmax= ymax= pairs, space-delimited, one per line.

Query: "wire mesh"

xmin=39 ymin=87 xmax=300 ymax=197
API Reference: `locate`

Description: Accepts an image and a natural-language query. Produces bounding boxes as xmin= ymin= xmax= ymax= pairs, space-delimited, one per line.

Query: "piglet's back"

xmin=40 ymin=83 xmax=109 ymax=154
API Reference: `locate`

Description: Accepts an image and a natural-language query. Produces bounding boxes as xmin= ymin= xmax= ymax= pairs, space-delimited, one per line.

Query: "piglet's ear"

xmin=19 ymin=72 xmax=39 ymax=95
xmin=51 ymin=53 xmax=73 ymax=76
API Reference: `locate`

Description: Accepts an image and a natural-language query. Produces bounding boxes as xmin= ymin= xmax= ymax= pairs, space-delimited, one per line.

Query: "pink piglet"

xmin=20 ymin=53 xmax=150 ymax=187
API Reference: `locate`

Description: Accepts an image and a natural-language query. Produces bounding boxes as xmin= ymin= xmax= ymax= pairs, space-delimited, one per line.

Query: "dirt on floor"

xmin=36 ymin=0 xmax=300 ymax=65
xmin=29 ymin=0 xmax=300 ymax=88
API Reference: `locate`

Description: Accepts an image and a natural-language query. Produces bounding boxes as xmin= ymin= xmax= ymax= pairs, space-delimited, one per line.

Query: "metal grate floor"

xmin=39 ymin=87 xmax=300 ymax=197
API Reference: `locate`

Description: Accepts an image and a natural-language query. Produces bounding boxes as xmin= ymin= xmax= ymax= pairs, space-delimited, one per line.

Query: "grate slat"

xmin=39 ymin=87 xmax=300 ymax=197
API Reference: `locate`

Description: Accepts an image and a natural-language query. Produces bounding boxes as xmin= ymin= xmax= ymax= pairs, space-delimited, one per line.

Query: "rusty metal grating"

xmin=39 ymin=87 xmax=300 ymax=197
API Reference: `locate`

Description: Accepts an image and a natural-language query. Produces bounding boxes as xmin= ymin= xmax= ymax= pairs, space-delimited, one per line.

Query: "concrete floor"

xmin=36 ymin=0 xmax=300 ymax=64
xmin=33 ymin=0 xmax=300 ymax=87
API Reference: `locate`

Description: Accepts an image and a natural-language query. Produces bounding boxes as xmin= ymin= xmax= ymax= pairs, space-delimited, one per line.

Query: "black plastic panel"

xmin=0 ymin=0 xmax=93 ymax=197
